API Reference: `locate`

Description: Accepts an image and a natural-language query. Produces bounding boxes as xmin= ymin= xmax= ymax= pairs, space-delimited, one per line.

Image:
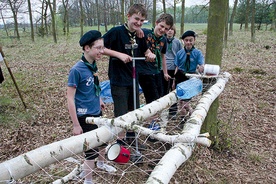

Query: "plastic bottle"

xmin=176 ymin=77 xmax=203 ymax=99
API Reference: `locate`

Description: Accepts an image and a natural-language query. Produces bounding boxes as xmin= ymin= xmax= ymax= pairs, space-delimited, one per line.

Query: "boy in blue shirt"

xmin=67 ymin=30 xmax=116 ymax=184
xmin=173 ymin=30 xmax=204 ymax=116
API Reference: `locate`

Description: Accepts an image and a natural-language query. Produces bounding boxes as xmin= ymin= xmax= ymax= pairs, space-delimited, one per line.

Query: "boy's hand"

xmin=118 ymin=53 xmax=133 ymax=63
xmin=145 ymin=52 xmax=156 ymax=62
xmin=164 ymin=73 xmax=171 ymax=81
xmin=197 ymin=65 xmax=204 ymax=73
xmin=136 ymin=28 xmax=144 ymax=38
xmin=73 ymin=124 xmax=83 ymax=135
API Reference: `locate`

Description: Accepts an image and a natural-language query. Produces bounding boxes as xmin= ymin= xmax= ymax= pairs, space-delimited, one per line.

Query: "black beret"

xmin=181 ymin=30 xmax=196 ymax=39
xmin=79 ymin=30 xmax=102 ymax=47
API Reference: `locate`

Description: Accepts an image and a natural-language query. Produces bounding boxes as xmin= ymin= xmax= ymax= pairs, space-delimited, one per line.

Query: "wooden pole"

xmin=0 ymin=46 xmax=27 ymax=109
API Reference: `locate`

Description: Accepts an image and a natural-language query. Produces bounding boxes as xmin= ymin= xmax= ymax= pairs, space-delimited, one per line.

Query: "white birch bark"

xmin=0 ymin=126 xmax=114 ymax=182
xmin=146 ymin=72 xmax=231 ymax=184
xmin=52 ymin=165 xmax=82 ymax=184
xmin=0 ymin=72 xmax=231 ymax=183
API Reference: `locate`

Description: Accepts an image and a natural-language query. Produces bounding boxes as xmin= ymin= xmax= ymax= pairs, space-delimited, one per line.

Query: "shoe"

xmin=83 ymin=179 xmax=94 ymax=184
xmin=78 ymin=170 xmax=85 ymax=179
xmin=148 ymin=120 xmax=160 ymax=142
xmin=116 ymin=139 xmax=126 ymax=146
xmin=97 ymin=162 xmax=117 ymax=173
xmin=130 ymin=152 xmax=143 ymax=164
xmin=126 ymin=138 xmax=147 ymax=151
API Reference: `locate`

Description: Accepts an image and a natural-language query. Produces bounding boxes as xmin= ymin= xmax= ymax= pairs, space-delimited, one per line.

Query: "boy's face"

xmin=86 ymin=39 xmax=105 ymax=61
xmin=154 ymin=21 xmax=171 ymax=37
xmin=166 ymin=28 xmax=175 ymax=38
xmin=127 ymin=13 xmax=145 ymax=32
xmin=183 ymin=36 xmax=195 ymax=50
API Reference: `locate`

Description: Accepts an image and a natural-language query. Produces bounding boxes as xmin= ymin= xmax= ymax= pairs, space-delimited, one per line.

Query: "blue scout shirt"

xmin=68 ymin=61 xmax=101 ymax=116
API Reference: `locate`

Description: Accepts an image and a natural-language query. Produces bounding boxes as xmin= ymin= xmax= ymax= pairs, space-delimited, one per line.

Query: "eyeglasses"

xmin=93 ymin=46 xmax=105 ymax=51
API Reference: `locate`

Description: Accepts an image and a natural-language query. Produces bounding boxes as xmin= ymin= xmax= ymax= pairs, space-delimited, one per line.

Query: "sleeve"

xmin=103 ymin=27 xmax=116 ymax=49
xmin=174 ymin=51 xmax=180 ymax=67
xmin=197 ymin=50 xmax=205 ymax=65
xmin=177 ymin=40 xmax=183 ymax=51
xmin=161 ymin=39 xmax=167 ymax=54
xmin=68 ymin=68 xmax=80 ymax=88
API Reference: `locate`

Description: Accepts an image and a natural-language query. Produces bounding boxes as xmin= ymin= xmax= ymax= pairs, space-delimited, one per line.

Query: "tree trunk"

xmin=173 ymin=0 xmax=176 ymax=23
xmin=229 ymin=0 xmax=238 ymax=36
xmin=0 ymin=11 xmax=9 ymax=37
xmin=79 ymin=0 xmax=84 ymax=37
xmin=27 ymin=0 xmax=35 ymax=42
xmin=7 ymin=0 xmax=20 ymax=40
xmin=121 ymin=0 xmax=125 ymax=26
xmin=272 ymin=2 xmax=276 ymax=31
xmin=96 ymin=0 xmax=100 ymax=31
xmin=162 ymin=0 xmax=166 ymax=13
xmin=44 ymin=0 xmax=49 ymax=36
xmin=245 ymin=0 xmax=250 ymax=31
xmin=224 ymin=0 xmax=229 ymax=48
xmin=180 ymin=0 xmax=185 ymax=35
xmin=62 ymin=0 xmax=69 ymax=36
xmin=202 ymin=0 xmax=228 ymax=143
xmin=251 ymin=0 xmax=256 ymax=42
xmin=48 ymin=0 xmax=57 ymax=43
xmin=152 ymin=0 xmax=156 ymax=27
xmin=103 ymin=0 xmax=108 ymax=32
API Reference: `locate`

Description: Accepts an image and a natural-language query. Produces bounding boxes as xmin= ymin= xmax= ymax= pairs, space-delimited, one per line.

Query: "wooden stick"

xmin=0 ymin=46 xmax=27 ymax=109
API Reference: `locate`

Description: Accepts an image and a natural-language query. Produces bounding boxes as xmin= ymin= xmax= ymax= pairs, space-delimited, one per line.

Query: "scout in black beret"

xmin=181 ymin=30 xmax=197 ymax=39
xmin=79 ymin=30 xmax=102 ymax=48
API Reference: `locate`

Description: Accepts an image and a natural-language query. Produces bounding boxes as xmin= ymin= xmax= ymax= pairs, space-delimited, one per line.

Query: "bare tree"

xmin=229 ymin=0 xmax=238 ymax=36
xmin=0 ymin=3 xmax=9 ymax=37
xmin=7 ymin=0 xmax=25 ymax=40
xmin=224 ymin=0 xmax=229 ymax=48
xmin=62 ymin=0 xmax=70 ymax=36
xmin=121 ymin=0 xmax=124 ymax=26
xmin=180 ymin=0 xmax=185 ymax=35
xmin=162 ymin=0 xmax=166 ymax=13
xmin=272 ymin=0 xmax=276 ymax=31
xmin=251 ymin=0 xmax=256 ymax=42
xmin=245 ymin=0 xmax=250 ymax=31
xmin=103 ymin=0 xmax=107 ymax=32
xmin=151 ymin=0 xmax=156 ymax=27
xmin=27 ymin=0 xmax=34 ymax=41
xmin=79 ymin=0 xmax=83 ymax=37
xmin=48 ymin=0 xmax=57 ymax=43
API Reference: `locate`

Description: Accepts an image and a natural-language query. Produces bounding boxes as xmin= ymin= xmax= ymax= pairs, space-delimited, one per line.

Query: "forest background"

xmin=0 ymin=0 xmax=275 ymax=183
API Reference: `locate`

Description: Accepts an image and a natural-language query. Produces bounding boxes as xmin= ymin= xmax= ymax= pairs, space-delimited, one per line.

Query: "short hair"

xmin=127 ymin=4 xmax=147 ymax=18
xmin=170 ymin=25 xmax=177 ymax=36
xmin=156 ymin=13 xmax=174 ymax=28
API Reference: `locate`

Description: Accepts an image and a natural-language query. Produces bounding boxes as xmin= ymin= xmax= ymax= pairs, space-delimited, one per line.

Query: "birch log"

xmin=0 ymin=126 xmax=114 ymax=182
xmin=0 ymin=72 xmax=230 ymax=183
xmin=146 ymin=72 xmax=231 ymax=184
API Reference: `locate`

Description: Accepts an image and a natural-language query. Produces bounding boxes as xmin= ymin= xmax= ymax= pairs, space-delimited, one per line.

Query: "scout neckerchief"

xmin=81 ymin=54 xmax=101 ymax=96
xmin=184 ymin=46 xmax=195 ymax=73
xmin=124 ymin=23 xmax=137 ymax=56
xmin=149 ymin=28 xmax=163 ymax=70
xmin=167 ymin=37 xmax=174 ymax=51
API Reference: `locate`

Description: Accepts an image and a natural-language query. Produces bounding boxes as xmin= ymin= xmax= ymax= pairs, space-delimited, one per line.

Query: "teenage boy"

xmin=102 ymin=4 xmax=155 ymax=146
xmin=173 ymin=30 xmax=204 ymax=115
xmin=163 ymin=25 xmax=183 ymax=118
xmin=67 ymin=30 xmax=116 ymax=184
xmin=138 ymin=13 xmax=174 ymax=104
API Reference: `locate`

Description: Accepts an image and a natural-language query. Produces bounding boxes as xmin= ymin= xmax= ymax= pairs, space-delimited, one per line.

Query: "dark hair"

xmin=128 ymin=4 xmax=147 ymax=18
xmin=156 ymin=13 xmax=174 ymax=28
